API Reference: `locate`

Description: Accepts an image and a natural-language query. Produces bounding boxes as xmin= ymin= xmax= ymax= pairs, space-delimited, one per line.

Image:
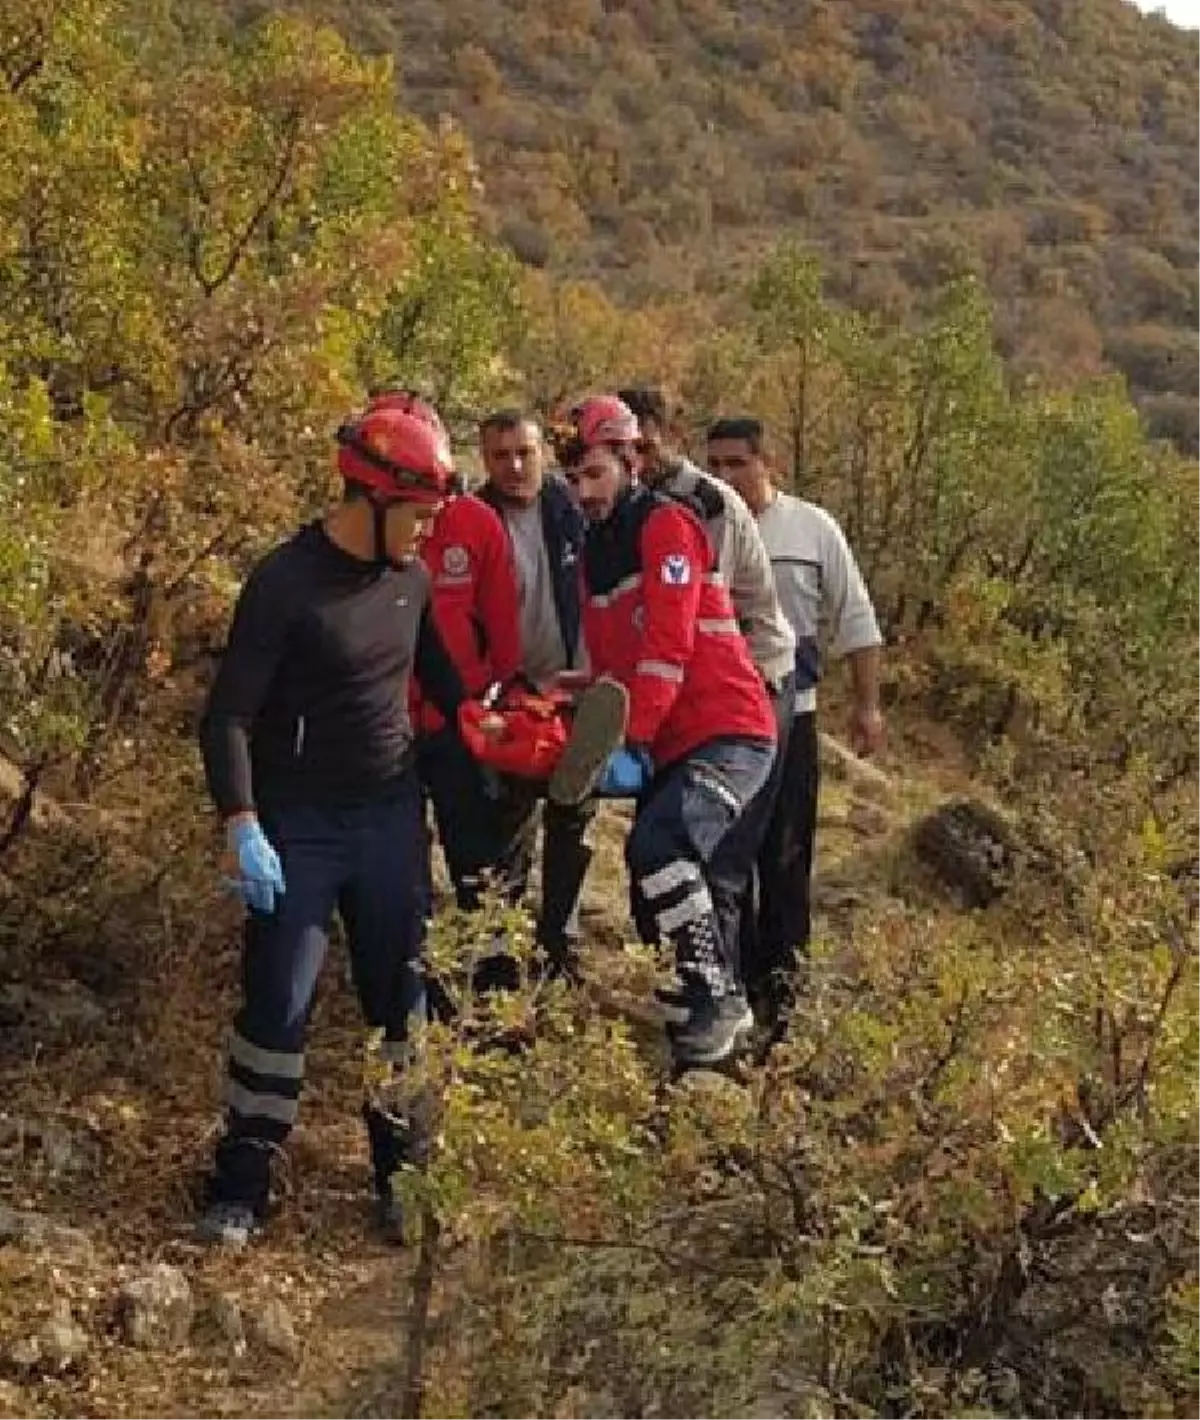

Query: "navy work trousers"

xmin=627 ymin=736 xmax=775 ymax=988
xmin=209 ymin=776 xmax=429 ymax=1210
xmin=418 ymin=727 xmax=594 ymax=968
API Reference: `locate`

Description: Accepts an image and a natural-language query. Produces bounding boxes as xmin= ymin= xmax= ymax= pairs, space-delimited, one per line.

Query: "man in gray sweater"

xmin=618 ymin=387 xmax=796 ymax=969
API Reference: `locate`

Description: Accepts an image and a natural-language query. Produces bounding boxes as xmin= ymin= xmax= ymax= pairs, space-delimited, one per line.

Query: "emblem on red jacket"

xmin=660 ymin=553 xmax=691 ymax=585
xmin=442 ymin=544 xmax=470 ymax=576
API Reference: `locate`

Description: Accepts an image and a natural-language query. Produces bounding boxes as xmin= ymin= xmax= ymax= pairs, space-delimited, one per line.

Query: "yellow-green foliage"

xmin=369 ymin=835 xmax=1197 ymax=1417
xmin=0 ymin=8 xmax=1194 ymax=1418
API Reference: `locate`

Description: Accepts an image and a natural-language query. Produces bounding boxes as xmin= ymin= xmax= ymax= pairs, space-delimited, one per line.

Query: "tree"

xmin=366 ymin=216 xmax=524 ymax=433
xmin=0 ymin=0 xmax=517 ymax=813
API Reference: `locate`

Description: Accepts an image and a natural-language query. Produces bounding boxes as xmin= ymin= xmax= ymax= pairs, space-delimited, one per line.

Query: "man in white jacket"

xmin=706 ymin=416 xmax=885 ymax=1034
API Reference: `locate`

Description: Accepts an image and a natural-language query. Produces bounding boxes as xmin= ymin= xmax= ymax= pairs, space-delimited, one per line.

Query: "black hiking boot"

xmin=195 ymin=1137 xmax=274 ymax=1248
xmin=548 ymin=677 xmax=630 ymax=807
xmin=662 ymin=972 xmax=754 ymax=1070
xmin=195 ymin=1200 xmax=261 ymax=1248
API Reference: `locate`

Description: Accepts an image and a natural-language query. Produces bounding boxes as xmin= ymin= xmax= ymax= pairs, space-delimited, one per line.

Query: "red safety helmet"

xmin=336 ymin=405 xmax=454 ymax=505
xmin=551 ymin=394 xmax=640 ymax=468
xmin=366 ymin=388 xmax=446 ymax=436
xmin=366 ymin=390 xmax=471 ymax=495
xmin=572 ymin=394 xmax=639 ymax=449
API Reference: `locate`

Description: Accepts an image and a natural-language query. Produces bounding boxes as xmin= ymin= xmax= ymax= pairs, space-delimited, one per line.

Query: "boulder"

xmin=0 ymin=1380 xmax=29 ymax=1414
xmin=6 ymin=1300 xmax=89 ymax=1375
xmin=0 ymin=1114 xmax=99 ymax=1176
xmin=0 ymin=980 xmax=107 ymax=1040
xmin=909 ymin=797 xmax=1022 ymax=908
xmin=38 ymin=1300 xmax=89 ymax=1371
xmin=0 ymin=1205 xmax=95 ymax=1264
xmin=117 ymin=1264 xmax=193 ymax=1350
xmin=193 ymin=1287 xmax=247 ymax=1356
xmin=249 ymin=1297 xmax=299 ymax=1360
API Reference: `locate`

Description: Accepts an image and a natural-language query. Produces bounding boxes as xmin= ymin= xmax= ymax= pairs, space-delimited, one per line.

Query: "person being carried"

xmin=196 ymin=401 xmax=465 ymax=1247
xmin=706 ymin=416 xmax=885 ymax=1035
xmin=554 ymin=395 xmax=778 ymax=1069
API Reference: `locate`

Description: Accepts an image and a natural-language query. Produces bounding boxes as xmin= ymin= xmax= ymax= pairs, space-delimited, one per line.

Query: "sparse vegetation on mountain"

xmin=0 ymin=4 xmax=1194 ymax=1417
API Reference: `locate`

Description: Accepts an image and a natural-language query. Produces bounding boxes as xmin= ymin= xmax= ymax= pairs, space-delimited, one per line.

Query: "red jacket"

xmin=413 ymin=494 xmax=521 ymax=732
xmin=581 ymin=486 xmax=775 ymax=767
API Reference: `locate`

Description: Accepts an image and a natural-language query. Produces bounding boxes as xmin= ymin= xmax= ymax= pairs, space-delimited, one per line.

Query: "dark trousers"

xmin=418 ymin=728 xmax=595 ymax=968
xmin=627 ymin=737 xmax=775 ymax=987
xmin=631 ymin=685 xmax=792 ymax=983
xmin=740 ymin=710 xmax=819 ymax=995
xmin=526 ymin=798 xmax=595 ymax=957
xmin=418 ymin=728 xmax=534 ymax=910
xmin=209 ymin=778 xmax=430 ymax=1210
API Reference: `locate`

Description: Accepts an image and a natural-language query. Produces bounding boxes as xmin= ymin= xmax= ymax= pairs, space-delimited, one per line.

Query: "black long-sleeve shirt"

xmin=199 ymin=522 xmax=465 ymax=816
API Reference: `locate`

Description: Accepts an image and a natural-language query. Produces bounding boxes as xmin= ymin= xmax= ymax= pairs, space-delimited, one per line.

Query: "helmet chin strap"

xmin=370 ymin=496 xmax=420 ymax=571
xmin=371 ymin=498 xmax=391 ymax=567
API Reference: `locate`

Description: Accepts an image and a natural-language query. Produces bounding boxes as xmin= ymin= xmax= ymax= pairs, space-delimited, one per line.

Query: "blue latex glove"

xmin=595 ymin=745 xmax=653 ymax=798
xmin=225 ymin=818 xmax=286 ymax=915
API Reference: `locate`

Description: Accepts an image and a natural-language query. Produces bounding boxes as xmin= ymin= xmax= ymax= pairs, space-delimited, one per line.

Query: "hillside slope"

xmin=5 ymin=723 xmax=1185 ymax=1420
xmin=236 ymin=0 xmax=1200 ymax=447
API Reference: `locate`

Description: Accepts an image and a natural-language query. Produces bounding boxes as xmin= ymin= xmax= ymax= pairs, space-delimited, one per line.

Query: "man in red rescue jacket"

xmin=368 ymin=392 xmax=526 ymax=925
xmin=555 ymin=397 xmax=777 ymax=1068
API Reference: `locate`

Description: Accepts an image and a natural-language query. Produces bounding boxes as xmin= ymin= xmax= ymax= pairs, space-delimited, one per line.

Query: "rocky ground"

xmin=0 ymin=709 xmax=996 ymax=1418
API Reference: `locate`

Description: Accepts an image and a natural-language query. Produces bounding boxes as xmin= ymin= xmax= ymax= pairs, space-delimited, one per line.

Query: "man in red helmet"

xmin=555 ymin=396 xmax=778 ymax=1069
xmin=196 ymin=401 xmax=467 ymax=1247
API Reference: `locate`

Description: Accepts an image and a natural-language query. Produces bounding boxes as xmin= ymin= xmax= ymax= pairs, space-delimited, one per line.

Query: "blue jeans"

xmin=626 ymin=737 xmax=775 ymax=989
xmin=209 ymin=776 xmax=430 ymax=1209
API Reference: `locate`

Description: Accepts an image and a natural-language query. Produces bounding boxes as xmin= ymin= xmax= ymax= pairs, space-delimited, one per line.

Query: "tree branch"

xmin=400 ymin=1210 xmax=441 ymax=1420
xmin=201 ymin=106 xmax=303 ymax=297
xmin=919 ymin=987 xmax=972 ymax=1103
xmin=164 ymin=522 xmax=251 ymax=598
xmin=1131 ymin=947 xmax=1190 ymax=1114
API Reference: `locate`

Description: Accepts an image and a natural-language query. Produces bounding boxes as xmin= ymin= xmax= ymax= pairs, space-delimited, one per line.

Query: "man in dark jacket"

xmin=476 ymin=409 xmax=594 ymax=978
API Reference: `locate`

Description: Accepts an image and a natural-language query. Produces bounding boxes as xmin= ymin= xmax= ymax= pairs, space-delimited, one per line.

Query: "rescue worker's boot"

xmin=363 ymin=1101 xmax=432 ymax=1246
xmin=196 ymin=1136 xmax=278 ymax=1248
xmin=548 ymin=677 xmax=630 ymax=807
xmin=653 ymin=904 xmax=753 ymax=1070
xmin=658 ymin=970 xmax=754 ymax=1070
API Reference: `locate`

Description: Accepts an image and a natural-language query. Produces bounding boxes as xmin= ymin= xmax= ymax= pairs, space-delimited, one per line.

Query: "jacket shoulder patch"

xmin=660 ymin=553 xmax=692 ymax=586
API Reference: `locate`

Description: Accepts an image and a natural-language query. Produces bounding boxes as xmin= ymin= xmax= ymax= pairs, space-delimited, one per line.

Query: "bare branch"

xmin=919 ymin=987 xmax=972 ymax=1103
xmin=164 ymin=521 xmax=251 ymax=598
xmin=202 ymin=106 xmax=304 ymax=297
xmin=2 ymin=19 xmax=47 ymax=92
xmin=1131 ymin=947 xmax=1190 ymax=1113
